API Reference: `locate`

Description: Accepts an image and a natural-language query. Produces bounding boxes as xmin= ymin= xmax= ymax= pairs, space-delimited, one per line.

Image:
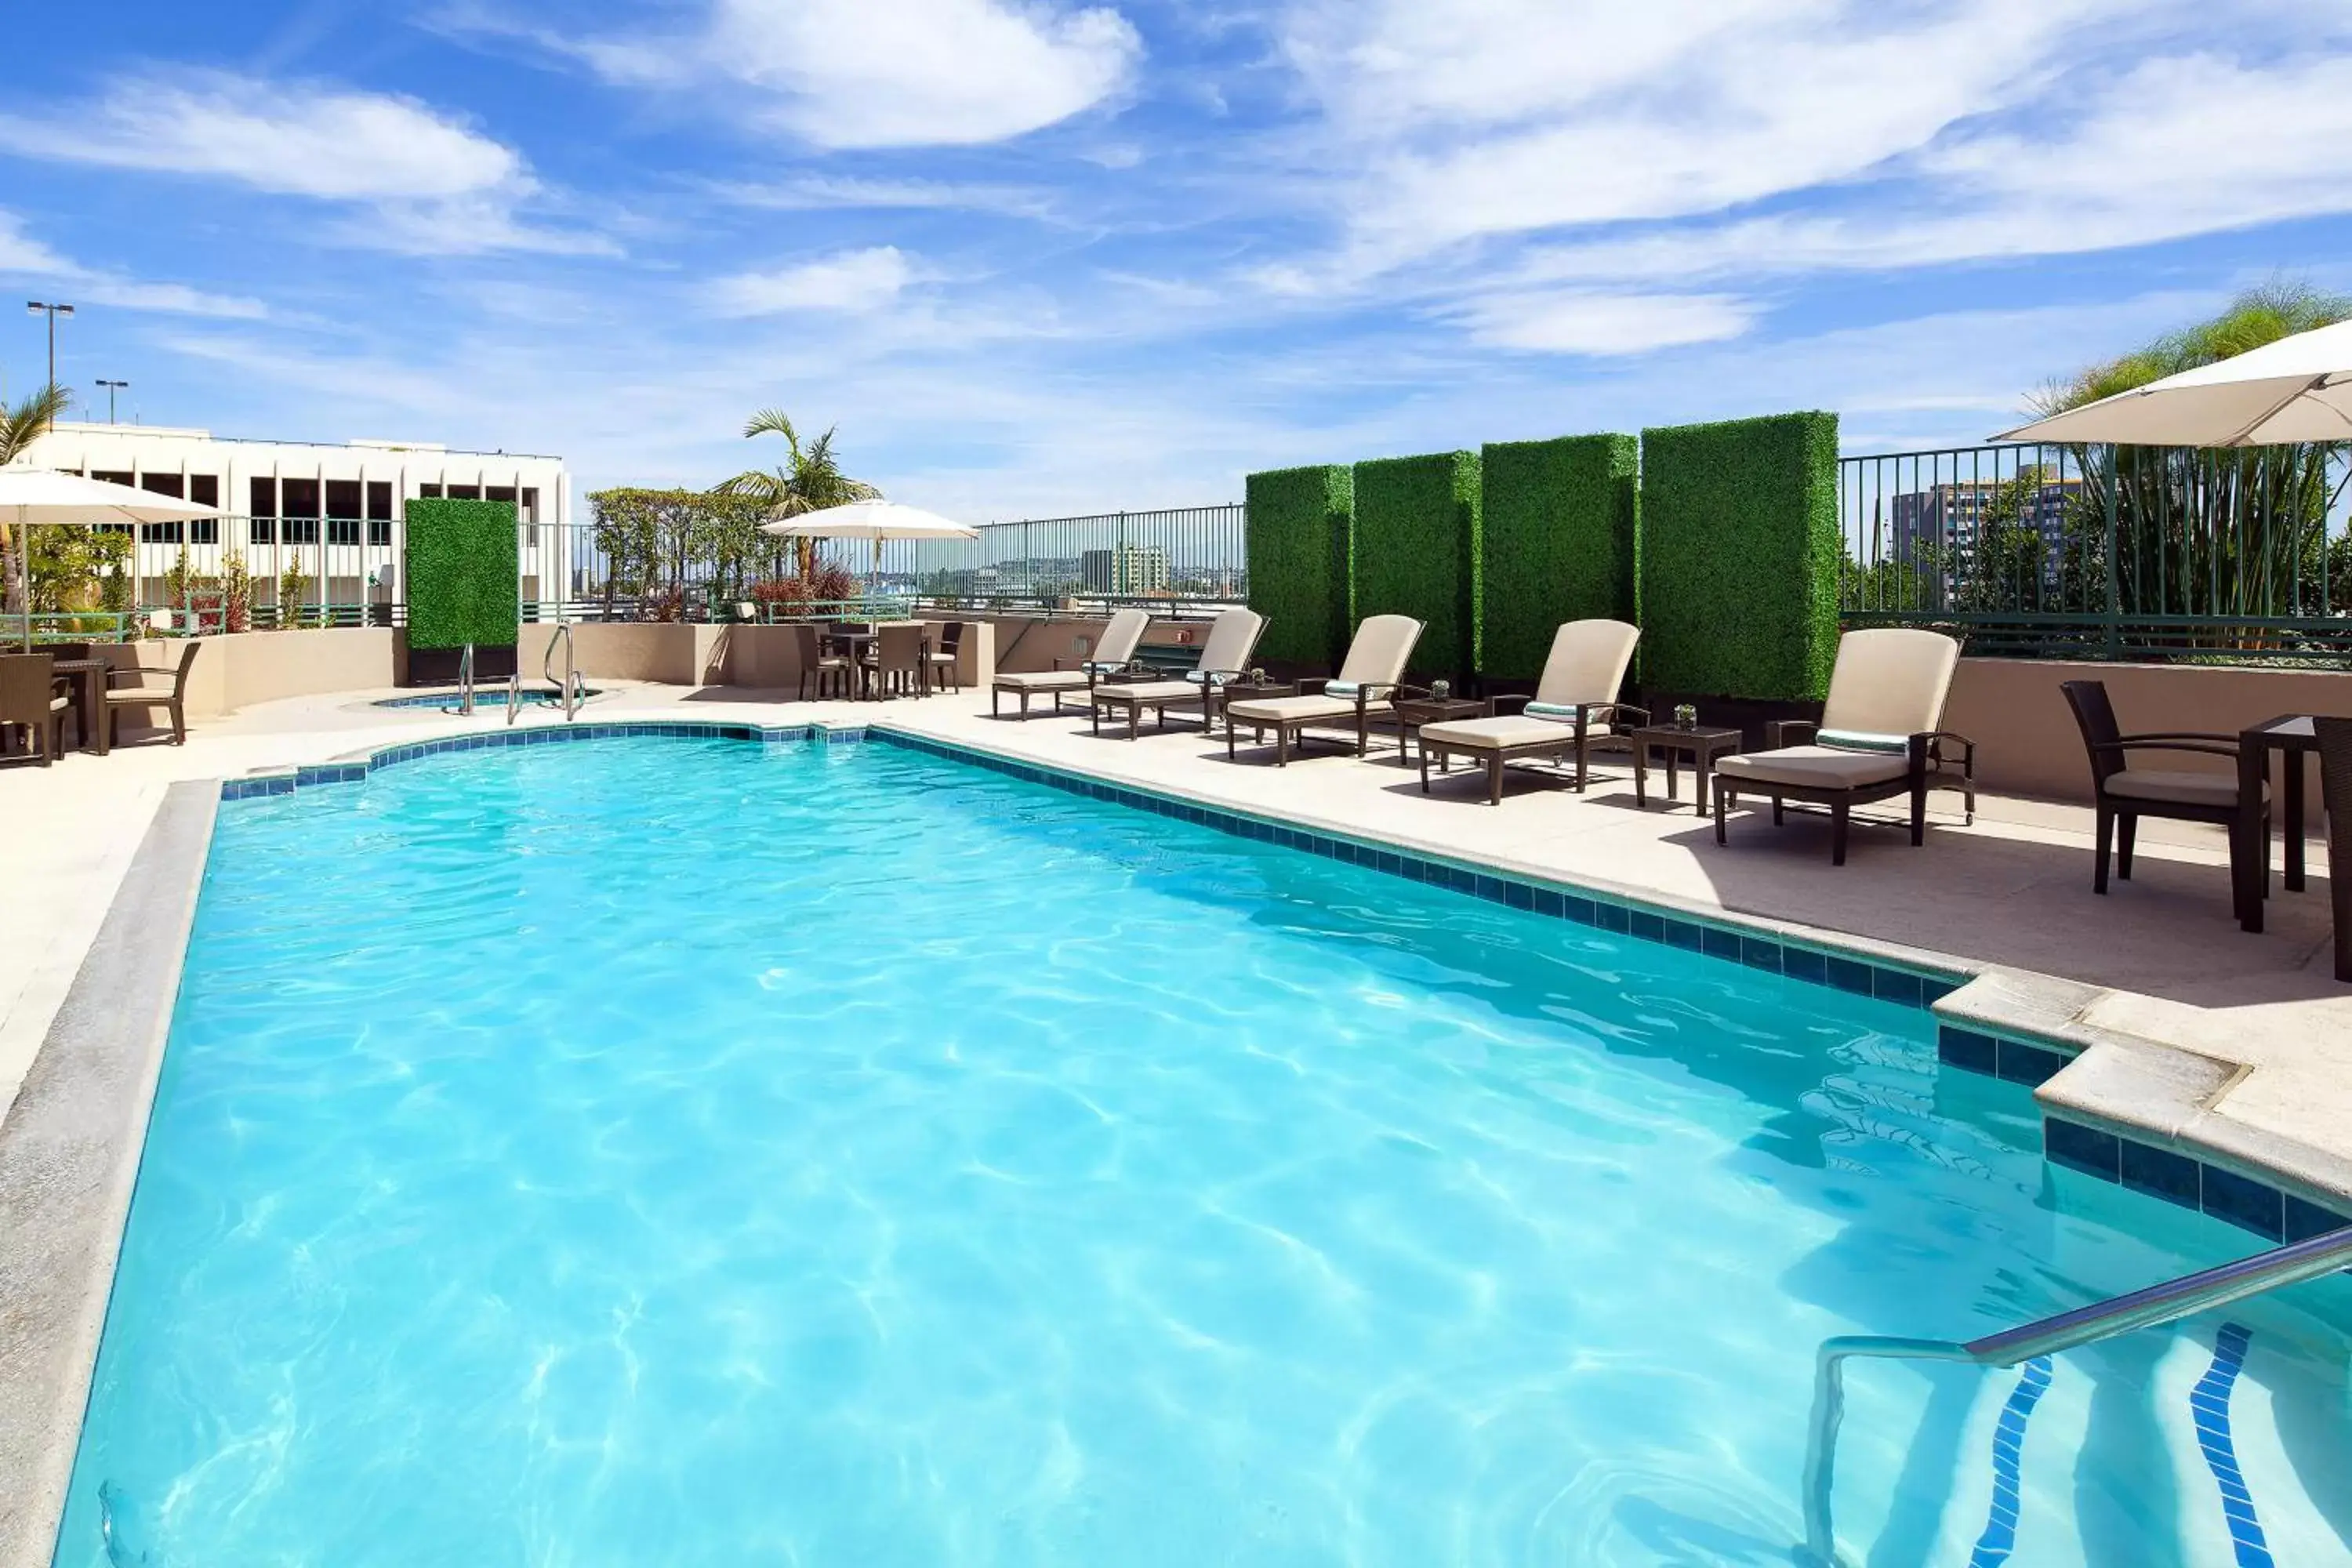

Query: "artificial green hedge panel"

xmin=1639 ymin=412 xmax=1841 ymax=702
xmin=405 ymin=498 xmax=520 ymax=651
xmin=1352 ymin=450 xmax=1482 ymax=678
xmin=1244 ymin=464 xmax=1353 ymax=670
xmin=1479 ymin=433 xmax=1639 ymax=681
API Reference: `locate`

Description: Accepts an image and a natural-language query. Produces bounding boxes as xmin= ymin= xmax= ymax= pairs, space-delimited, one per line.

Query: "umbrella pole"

xmin=14 ymin=509 xmax=27 ymax=652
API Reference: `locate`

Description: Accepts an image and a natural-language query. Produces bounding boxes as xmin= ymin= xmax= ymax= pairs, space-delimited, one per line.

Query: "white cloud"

xmin=1454 ymin=291 xmax=1755 ymax=355
xmin=710 ymin=247 xmax=917 ymax=315
xmin=0 ymin=210 xmax=267 ymax=320
xmin=0 ymin=72 xmax=520 ymax=201
xmin=0 ymin=71 xmax=604 ymax=255
xmin=710 ymin=175 xmax=1057 ymax=220
xmin=577 ymin=0 xmax=1142 ymax=148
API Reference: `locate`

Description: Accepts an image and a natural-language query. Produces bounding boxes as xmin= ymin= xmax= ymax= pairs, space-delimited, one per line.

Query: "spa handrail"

xmin=1801 ymin=1220 xmax=2352 ymax=1566
xmin=544 ymin=624 xmax=579 ymax=720
xmin=458 ymin=642 xmax=475 ymax=716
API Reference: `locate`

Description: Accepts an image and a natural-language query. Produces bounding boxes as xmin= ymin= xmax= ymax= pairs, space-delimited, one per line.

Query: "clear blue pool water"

xmin=371 ymin=688 xmax=602 ymax=710
xmin=58 ymin=735 xmax=2352 ymax=1566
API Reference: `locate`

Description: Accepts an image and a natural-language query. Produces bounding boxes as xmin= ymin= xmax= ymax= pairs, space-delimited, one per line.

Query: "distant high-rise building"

xmin=1889 ymin=477 xmax=2082 ymax=597
xmin=1080 ymin=543 xmax=1171 ymax=596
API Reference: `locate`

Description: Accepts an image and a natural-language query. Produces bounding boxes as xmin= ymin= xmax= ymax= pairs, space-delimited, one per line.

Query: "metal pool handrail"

xmin=458 ymin=642 xmax=475 ymax=717
xmin=1801 ymin=1220 xmax=2352 ymax=1566
xmin=544 ymin=624 xmax=579 ymax=720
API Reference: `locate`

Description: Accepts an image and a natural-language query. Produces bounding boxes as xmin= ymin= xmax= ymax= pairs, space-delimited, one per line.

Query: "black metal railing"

xmin=1840 ymin=442 xmax=2352 ymax=663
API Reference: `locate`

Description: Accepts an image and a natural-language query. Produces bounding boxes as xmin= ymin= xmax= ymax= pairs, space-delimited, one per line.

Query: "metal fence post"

xmin=2102 ymin=445 xmax=2122 ymax=659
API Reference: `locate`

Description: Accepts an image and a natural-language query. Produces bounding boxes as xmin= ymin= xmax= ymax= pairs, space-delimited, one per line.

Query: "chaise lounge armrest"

xmin=2088 ymin=737 xmax=2241 ymax=760
xmin=1765 ymin=717 xmax=1818 ymax=749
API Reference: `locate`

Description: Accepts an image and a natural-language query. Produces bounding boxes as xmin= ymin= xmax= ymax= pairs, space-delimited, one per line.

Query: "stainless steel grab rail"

xmin=544 ymin=624 xmax=579 ymax=721
xmin=1802 ymin=1221 xmax=2352 ymax=1566
xmin=506 ymin=673 xmax=522 ymax=726
xmin=457 ymin=643 xmax=475 ymax=717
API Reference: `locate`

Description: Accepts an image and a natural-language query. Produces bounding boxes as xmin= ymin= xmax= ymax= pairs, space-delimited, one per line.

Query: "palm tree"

xmin=0 ymin=383 xmax=73 ymax=617
xmin=715 ymin=409 xmax=881 ymax=580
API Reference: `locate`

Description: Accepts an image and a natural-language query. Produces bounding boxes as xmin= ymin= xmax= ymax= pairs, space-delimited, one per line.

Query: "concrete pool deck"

xmin=4 ymin=679 xmax=2348 ymax=1174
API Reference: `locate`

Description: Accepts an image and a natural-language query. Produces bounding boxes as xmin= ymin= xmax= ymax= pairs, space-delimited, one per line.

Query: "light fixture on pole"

xmin=26 ymin=300 xmax=75 ymax=392
xmin=96 ymin=379 xmax=129 ymax=424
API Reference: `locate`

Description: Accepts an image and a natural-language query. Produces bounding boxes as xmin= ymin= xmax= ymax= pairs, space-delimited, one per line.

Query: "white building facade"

xmin=24 ymin=423 xmax=571 ymax=617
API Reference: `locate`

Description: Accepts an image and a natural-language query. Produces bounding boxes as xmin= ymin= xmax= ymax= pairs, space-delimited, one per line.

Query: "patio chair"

xmin=793 ymin=622 xmax=852 ymax=699
xmin=990 ymin=608 xmax=1149 ymax=717
xmin=924 ymin=622 xmax=967 ymax=693
xmin=1712 ymin=628 xmax=1972 ymax=865
xmin=1223 ymin=614 xmax=1425 ymax=766
xmin=2314 ymin=717 xmax=2352 ymax=982
xmin=1089 ymin=608 xmax=1267 ymax=739
xmin=861 ymin=622 xmax=927 ymax=700
xmin=1415 ymin=620 xmax=1646 ymax=804
xmin=0 ymin=653 xmax=70 ymax=766
xmin=103 ymin=641 xmax=201 ymax=747
xmin=2061 ymin=679 xmax=2257 ymax=898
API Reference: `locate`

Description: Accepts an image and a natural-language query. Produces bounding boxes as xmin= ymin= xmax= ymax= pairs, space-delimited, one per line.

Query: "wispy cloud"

xmin=710 ymin=175 xmax=1059 ymax=220
xmin=710 ymin=247 xmax=918 ymax=315
xmin=0 ymin=71 xmax=606 ymax=255
xmin=0 ymin=210 xmax=267 ymax=320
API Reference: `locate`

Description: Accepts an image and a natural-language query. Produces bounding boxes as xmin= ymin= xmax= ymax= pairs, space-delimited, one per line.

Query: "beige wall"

xmin=517 ymin=619 xmax=995 ymax=693
xmin=983 ymin=614 xmax=1218 ymax=676
xmin=1945 ymin=657 xmax=2352 ymax=802
xmin=96 ymin=628 xmax=397 ymax=727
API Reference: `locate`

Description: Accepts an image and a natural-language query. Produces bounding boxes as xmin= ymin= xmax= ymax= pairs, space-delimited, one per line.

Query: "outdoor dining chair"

xmin=793 ymin=622 xmax=852 ymax=699
xmin=2314 ymin=717 xmax=2352 ymax=983
xmin=925 ymin=622 xmax=966 ymax=693
xmin=2060 ymin=679 xmax=2261 ymax=900
xmin=862 ymin=622 xmax=927 ymax=700
xmin=0 ymin=653 xmax=71 ymax=765
xmin=103 ymin=641 xmax=201 ymax=746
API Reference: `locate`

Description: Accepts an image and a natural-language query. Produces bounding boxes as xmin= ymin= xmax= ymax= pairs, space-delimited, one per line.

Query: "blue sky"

xmin=3 ymin=1 xmax=2350 ymax=518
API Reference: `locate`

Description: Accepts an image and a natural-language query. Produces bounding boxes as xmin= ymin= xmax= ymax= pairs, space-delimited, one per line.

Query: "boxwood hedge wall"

xmin=405 ymin=497 xmax=520 ymax=651
xmin=1352 ymin=450 xmax=1482 ymax=679
xmin=1244 ymin=464 xmax=1353 ymax=670
xmin=1479 ymin=433 xmax=1639 ymax=681
xmin=1639 ymin=412 xmax=1840 ymax=702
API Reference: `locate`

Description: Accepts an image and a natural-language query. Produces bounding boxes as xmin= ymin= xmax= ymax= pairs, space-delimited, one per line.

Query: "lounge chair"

xmin=991 ymin=608 xmax=1149 ymax=718
xmin=1415 ymin=619 xmax=1645 ymax=804
xmin=1090 ymin=608 xmax=1267 ymax=739
xmin=2061 ymin=679 xmax=2255 ymax=898
xmin=1223 ymin=614 xmax=1424 ymax=766
xmin=1711 ymin=628 xmax=1973 ymax=865
xmin=103 ymin=641 xmax=201 ymax=748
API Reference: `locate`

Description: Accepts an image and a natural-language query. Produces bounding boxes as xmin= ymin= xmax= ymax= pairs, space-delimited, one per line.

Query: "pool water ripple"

xmin=54 ymin=737 xmax=2352 ymax=1567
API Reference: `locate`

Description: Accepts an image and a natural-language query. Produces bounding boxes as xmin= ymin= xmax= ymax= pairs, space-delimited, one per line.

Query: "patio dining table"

xmin=2234 ymin=713 xmax=2335 ymax=933
xmin=51 ymin=658 xmax=113 ymax=756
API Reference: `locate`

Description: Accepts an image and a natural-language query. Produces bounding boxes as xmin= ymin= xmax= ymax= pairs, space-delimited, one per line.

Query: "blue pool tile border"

xmin=1938 ymin=1025 xmax=2071 ymax=1088
xmin=219 ymin=719 xmax=825 ymax=800
xmin=2045 ymin=1115 xmax=2352 ymax=1244
xmin=867 ymin=727 xmax=1962 ymax=1013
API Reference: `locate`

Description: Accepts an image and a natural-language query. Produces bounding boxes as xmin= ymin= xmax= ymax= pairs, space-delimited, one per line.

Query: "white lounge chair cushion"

xmin=1189 ymin=608 xmax=1266 ymax=680
xmin=1334 ymin=614 xmax=1425 ymax=688
xmin=993 ymin=669 xmax=1092 ymax=691
xmin=2106 ymin=768 xmax=2249 ymax=808
xmin=1530 ymin=619 xmax=1640 ymax=709
xmin=1419 ymin=714 xmax=1584 ymax=750
xmin=1715 ymin=745 xmax=1910 ymax=789
xmin=1225 ymin=693 xmax=1359 ymax=725
xmin=1097 ymin=679 xmax=1196 ymax=703
xmin=1818 ymin=627 xmax=1960 ymax=738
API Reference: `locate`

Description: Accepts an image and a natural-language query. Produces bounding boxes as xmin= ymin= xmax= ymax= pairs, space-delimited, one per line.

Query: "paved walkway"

xmin=4 ymin=682 xmax=2347 ymax=1194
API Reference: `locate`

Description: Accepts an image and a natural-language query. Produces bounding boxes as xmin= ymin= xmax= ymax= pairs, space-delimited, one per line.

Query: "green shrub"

xmin=1639 ymin=412 xmax=1840 ymax=701
xmin=1245 ymin=465 xmax=1354 ymax=670
xmin=1479 ymin=433 xmax=1639 ymax=680
xmin=405 ymin=498 xmax=520 ymax=650
xmin=1352 ymin=450 xmax=1481 ymax=678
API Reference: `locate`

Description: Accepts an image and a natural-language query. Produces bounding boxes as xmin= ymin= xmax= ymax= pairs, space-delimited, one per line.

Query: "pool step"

xmin=1833 ymin=1323 xmax=2347 ymax=1566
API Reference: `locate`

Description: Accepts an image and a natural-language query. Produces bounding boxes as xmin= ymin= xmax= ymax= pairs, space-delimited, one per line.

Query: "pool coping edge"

xmin=0 ymin=780 xmax=216 ymax=1568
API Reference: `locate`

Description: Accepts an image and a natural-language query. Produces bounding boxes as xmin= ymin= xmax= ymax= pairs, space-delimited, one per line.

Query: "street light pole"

xmin=96 ymin=379 xmax=128 ymax=423
xmin=25 ymin=300 xmax=75 ymax=391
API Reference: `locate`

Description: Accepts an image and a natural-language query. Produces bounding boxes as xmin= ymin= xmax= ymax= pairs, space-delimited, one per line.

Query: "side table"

xmin=1389 ymin=695 xmax=1487 ymax=768
xmin=1632 ymin=724 xmax=1741 ymax=812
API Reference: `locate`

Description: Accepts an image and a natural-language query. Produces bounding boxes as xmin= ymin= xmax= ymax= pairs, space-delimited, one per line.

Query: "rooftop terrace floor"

xmin=4 ymin=681 xmax=2347 ymax=1201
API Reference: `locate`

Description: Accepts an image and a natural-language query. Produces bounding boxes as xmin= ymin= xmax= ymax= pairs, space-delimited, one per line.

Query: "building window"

xmin=416 ymin=483 xmax=442 ymax=499
xmin=519 ymin=487 xmax=539 ymax=524
xmin=249 ymin=477 xmax=278 ymax=543
xmin=281 ymin=478 xmax=321 ymax=544
xmin=325 ymin=478 xmax=361 ymax=520
xmin=366 ymin=481 xmax=393 ymax=546
xmin=446 ymin=485 xmax=481 ymax=501
xmin=189 ymin=475 xmax=220 ymax=544
xmin=140 ymin=521 xmax=184 ymax=544
xmin=138 ymin=474 xmax=185 ymax=543
xmin=93 ymin=470 xmax=133 ymax=488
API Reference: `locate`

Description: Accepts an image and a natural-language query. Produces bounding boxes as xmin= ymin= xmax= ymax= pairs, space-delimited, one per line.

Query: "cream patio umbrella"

xmin=1991 ymin=318 xmax=2352 ymax=447
xmin=759 ymin=500 xmax=979 ymax=597
xmin=1 ymin=466 xmax=225 ymax=650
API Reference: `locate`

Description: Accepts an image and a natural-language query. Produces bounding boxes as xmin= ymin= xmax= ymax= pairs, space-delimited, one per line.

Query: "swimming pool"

xmin=57 ymin=734 xmax=2352 ymax=1566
